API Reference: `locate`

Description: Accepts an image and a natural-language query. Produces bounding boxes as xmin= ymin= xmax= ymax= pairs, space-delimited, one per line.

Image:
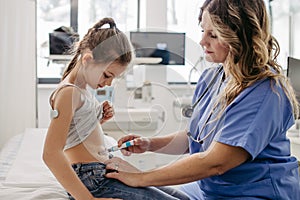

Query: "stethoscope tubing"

xmin=182 ymin=66 xmax=224 ymax=118
xmin=185 ymin=66 xmax=224 ymax=144
xmin=191 ymin=66 xmax=223 ymax=109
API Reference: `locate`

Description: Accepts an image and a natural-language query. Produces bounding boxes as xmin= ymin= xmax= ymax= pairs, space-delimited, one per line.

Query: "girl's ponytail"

xmin=61 ymin=51 xmax=80 ymax=80
xmin=61 ymin=17 xmax=132 ymax=80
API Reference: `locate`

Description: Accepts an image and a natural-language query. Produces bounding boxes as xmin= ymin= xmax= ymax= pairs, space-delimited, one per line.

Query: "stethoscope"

xmin=182 ymin=66 xmax=224 ymax=144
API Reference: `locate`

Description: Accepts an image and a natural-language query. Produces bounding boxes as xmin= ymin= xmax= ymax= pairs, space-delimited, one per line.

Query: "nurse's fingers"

xmin=117 ymin=134 xmax=141 ymax=146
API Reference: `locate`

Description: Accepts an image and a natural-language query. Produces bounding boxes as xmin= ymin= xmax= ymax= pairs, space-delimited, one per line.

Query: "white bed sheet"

xmin=0 ymin=128 xmax=121 ymax=199
xmin=0 ymin=133 xmax=23 ymax=182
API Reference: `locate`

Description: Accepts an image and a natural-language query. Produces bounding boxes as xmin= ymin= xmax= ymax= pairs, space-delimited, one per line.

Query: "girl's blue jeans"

xmin=68 ymin=162 xmax=190 ymax=200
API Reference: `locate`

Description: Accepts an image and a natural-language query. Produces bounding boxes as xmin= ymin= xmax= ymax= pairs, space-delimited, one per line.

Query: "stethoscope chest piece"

xmin=181 ymin=106 xmax=194 ymax=118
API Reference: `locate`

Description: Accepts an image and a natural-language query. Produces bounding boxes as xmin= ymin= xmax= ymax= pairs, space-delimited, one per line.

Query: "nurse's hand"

xmin=117 ymin=135 xmax=151 ymax=156
xmin=105 ymin=156 xmax=141 ymax=173
xmin=105 ymin=167 xmax=143 ymax=188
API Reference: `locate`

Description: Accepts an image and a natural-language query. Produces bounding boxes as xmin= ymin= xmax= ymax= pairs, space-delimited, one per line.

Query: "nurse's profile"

xmin=105 ymin=0 xmax=300 ymax=199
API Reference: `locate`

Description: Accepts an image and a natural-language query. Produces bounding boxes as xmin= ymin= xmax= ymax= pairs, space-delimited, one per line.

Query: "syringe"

xmin=107 ymin=140 xmax=135 ymax=152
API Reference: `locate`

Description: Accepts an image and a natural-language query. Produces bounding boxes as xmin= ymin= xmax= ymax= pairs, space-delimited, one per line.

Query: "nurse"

xmin=106 ymin=0 xmax=300 ymax=199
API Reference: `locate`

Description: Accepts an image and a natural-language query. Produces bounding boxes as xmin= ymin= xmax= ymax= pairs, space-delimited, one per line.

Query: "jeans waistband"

xmin=71 ymin=162 xmax=106 ymax=173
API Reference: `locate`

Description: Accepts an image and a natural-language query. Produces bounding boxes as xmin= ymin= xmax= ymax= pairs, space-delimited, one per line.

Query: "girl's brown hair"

xmin=62 ymin=17 xmax=132 ymax=80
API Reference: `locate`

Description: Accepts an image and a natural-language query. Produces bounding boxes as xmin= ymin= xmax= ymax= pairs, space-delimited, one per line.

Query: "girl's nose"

xmin=105 ymin=79 xmax=113 ymax=86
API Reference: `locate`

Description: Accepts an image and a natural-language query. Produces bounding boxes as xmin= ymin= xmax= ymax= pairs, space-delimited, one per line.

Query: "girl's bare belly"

xmin=64 ymin=127 xmax=110 ymax=164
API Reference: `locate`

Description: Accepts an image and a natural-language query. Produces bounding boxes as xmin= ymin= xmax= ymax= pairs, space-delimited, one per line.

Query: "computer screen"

xmin=287 ymin=56 xmax=300 ymax=118
xmin=130 ymin=31 xmax=185 ymax=65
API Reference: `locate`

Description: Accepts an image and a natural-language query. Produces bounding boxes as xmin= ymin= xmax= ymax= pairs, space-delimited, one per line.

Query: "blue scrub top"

xmin=188 ymin=66 xmax=300 ymax=199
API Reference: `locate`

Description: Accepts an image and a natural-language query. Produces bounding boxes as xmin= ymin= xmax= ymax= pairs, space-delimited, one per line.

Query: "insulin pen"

xmin=107 ymin=140 xmax=135 ymax=152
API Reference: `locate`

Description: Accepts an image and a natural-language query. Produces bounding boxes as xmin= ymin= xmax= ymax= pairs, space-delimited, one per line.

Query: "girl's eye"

xmin=103 ymin=73 xmax=110 ymax=79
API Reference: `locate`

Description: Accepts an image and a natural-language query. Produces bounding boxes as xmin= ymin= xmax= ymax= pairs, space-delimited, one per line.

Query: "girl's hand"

xmin=100 ymin=101 xmax=114 ymax=124
xmin=117 ymin=135 xmax=151 ymax=156
xmin=105 ymin=156 xmax=141 ymax=173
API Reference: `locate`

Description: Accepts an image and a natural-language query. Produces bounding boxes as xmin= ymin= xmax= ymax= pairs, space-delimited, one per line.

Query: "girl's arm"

xmin=106 ymin=141 xmax=250 ymax=187
xmin=43 ymin=87 xmax=94 ymax=200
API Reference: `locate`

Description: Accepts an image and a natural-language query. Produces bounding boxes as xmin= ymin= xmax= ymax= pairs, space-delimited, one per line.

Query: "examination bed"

xmin=0 ymin=128 xmax=121 ymax=199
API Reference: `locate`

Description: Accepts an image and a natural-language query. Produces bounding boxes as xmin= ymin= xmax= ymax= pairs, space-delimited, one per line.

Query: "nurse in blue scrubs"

xmin=106 ymin=0 xmax=300 ymax=199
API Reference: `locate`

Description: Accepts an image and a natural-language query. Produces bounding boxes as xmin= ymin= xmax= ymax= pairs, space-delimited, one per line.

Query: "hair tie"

xmin=97 ymin=22 xmax=116 ymax=30
xmin=109 ymin=22 xmax=116 ymax=29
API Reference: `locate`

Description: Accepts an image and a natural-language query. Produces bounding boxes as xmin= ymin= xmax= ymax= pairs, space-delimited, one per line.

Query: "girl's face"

xmin=200 ymin=11 xmax=229 ymax=64
xmin=85 ymin=61 xmax=126 ymax=89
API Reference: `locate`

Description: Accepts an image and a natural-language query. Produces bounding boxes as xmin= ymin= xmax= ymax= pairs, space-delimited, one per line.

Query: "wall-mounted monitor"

xmin=287 ymin=56 xmax=300 ymax=119
xmin=130 ymin=31 xmax=185 ymax=65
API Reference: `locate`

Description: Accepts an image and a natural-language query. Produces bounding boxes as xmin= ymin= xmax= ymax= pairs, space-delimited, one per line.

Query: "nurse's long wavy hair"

xmin=199 ymin=0 xmax=299 ymax=119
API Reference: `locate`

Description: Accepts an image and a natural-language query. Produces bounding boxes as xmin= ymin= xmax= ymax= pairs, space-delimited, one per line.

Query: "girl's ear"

xmin=81 ymin=52 xmax=94 ymax=66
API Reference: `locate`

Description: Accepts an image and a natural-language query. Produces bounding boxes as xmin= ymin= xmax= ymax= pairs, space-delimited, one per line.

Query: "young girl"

xmin=43 ymin=18 xmax=189 ymax=200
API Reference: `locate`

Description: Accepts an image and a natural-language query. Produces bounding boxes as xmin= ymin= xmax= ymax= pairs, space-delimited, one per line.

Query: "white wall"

xmin=0 ymin=0 xmax=36 ymax=149
xmin=271 ymin=0 xmax=300 ymax=66
xmin=145 ymin=0 xmax=167 ymax=29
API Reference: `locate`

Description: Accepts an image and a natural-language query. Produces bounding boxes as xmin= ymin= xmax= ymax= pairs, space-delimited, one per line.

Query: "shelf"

xmin=44 ymin=55 xmax=72 ymax=65
xmin=132 ymin=57 xmax=163 ymax=65
xmin=46 ymin=55 xmax=73 ymax=61
xmin=44 ymin=55 xmax=162 ymax=65
xmin=38 ymin=77 xmax=61 ymax=84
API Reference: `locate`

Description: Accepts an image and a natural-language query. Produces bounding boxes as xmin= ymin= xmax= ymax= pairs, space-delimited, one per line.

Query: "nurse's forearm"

xmin=148 ymin=130 xmax=189 ymax=155
xmin=140 ymin=153 xmax=216 ymax=186
xmin=140 ymin=142 xmax=250 ymax=186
